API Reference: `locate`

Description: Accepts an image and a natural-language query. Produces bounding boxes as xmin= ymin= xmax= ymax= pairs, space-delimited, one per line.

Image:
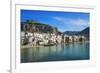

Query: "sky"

xmin=21 ymin=9 xmax=89 ymax=32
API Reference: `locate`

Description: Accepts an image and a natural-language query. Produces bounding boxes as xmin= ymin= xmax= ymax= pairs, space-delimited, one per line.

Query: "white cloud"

xmin=53 ymin=16 xmax=89 ymax=26
xmin=69 ymin=18 xmax=89 ymax=26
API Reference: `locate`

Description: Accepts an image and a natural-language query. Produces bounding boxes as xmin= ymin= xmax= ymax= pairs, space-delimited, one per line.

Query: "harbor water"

xmin=21 ymin=41 xmax=89 ymax=63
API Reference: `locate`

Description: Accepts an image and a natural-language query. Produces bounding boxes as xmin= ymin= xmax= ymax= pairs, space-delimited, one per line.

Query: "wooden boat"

xmin=43 ymin=43 xmax=55 ymax=46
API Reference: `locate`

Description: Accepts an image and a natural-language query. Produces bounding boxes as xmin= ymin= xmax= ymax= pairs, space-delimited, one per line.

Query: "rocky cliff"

xmin=21 ymin=20 xmax=60 ymax=34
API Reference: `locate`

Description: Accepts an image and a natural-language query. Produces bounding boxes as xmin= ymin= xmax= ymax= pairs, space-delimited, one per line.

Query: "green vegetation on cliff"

xmin=21 ymin=20 xmax=60 ymax=34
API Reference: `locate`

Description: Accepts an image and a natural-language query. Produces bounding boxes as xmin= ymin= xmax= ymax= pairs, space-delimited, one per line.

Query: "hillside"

xmin=63 ymin=31 xmax=79 ymax=35
xmin=64 ymin=27 xmax=89 ymax=38
xmin=79 ymin=27 xmax=89 ymax=35
xmin=21 ymin=20 xmax=60 ymax=34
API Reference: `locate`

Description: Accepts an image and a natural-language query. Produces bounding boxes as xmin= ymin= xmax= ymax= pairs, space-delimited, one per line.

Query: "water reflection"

xmin=21 ymin=42 xmax=89 ymax=63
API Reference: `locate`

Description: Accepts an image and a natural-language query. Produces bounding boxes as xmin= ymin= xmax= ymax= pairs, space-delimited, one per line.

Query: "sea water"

xmin=21 ymin=42 xmax=89 ymax=63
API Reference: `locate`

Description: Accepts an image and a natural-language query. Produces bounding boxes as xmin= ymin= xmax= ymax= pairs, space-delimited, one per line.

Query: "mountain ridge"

xmin=64 ymin=27 xmax=89 ymax=37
